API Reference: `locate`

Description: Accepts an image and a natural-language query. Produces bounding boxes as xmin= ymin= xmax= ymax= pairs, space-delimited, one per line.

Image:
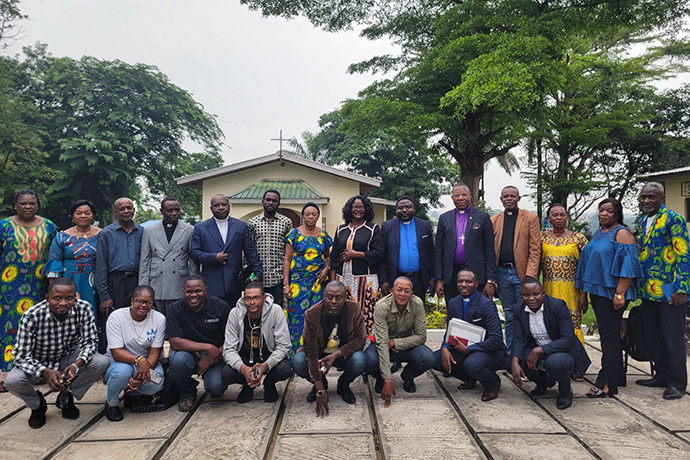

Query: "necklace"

xmin=77 ymin=226 xmax=92 ymax=238
xmin=129 ymin=308 xmax=150 ymax=341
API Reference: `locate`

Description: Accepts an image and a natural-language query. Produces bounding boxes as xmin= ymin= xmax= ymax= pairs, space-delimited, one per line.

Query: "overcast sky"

xmin=12 ymin=0 xmax=531 ymax=212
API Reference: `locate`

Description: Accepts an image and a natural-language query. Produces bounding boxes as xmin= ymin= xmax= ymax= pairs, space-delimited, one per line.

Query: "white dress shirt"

xmin=214 ymin=217 xmax=228 ymax=244
xmin=525 ymin=304 xmax=552 ymax=347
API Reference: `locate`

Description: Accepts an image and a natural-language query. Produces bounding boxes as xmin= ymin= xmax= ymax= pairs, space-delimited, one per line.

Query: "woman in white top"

xmin=103 ymin=285 xmax=166 ymax=421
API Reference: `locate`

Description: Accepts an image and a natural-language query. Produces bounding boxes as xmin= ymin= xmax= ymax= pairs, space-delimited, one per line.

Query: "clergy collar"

xmin=456 ymin=208 xmax=468 ymax=215
xmin=214 ymin=217 xmax=228 ymax=224
xmin=462 ymin=292 xmax=476 ymax=303
xmin=506 ymin=210 xmax=515 ymax=216
xmin=401 ymin=219 xmax=413 ymax=225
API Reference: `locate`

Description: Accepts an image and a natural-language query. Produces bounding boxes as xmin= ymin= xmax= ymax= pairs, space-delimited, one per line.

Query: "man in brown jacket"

xmin=491 ymin=186 xmax=541 ymax=353
xmin=292 ymin=281 xmax=367 ymax=417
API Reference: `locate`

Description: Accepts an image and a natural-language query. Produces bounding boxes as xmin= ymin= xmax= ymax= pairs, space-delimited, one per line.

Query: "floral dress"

xmin=541 ymin=230 xmax=588 ymax=345
xmin=1 ymin=218 xmax=58 ymax=371
xmin=285 ymin=228 xmax=333 ymax=354
xmin=44 ymin=232 xmax=99 ymax=322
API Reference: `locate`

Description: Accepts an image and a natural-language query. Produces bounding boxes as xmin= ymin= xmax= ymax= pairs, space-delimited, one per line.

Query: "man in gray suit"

xmin=139 ymin=197 xmax=198 ymax=315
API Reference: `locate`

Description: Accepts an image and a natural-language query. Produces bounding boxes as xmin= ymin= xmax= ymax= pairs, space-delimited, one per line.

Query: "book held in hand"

xmin=446 ymin=317 xmax=486 ymax=347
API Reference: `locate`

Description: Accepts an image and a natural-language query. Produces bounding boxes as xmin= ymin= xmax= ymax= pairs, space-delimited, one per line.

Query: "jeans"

xmin=292 ymin=350 xmax=366 ymax=387
xmin=433 ymin=348 xmax=502 ymax=390
xmin=221 ymin=358 xmax=293 ymax=387
xmin=168 ymin=351 xmax=227 ymax=398
xmin=6 ymin=350 xmax=109 ymax=410
xmin=497 ymin=266 xmax=523 ymax=352
xmin=103 ymin=360 xmax=165 ymax=407
xmin=364 ymin=343 xmax=435 ymax=381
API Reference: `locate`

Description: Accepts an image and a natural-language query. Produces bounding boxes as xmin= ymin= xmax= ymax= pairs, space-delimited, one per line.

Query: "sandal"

xmin=586 ymin=387 xmax=608 ymax=398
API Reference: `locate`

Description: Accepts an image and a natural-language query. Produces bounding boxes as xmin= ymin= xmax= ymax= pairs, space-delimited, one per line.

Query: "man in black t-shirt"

xmin=167 ymin=276 xmax=231 ymax=412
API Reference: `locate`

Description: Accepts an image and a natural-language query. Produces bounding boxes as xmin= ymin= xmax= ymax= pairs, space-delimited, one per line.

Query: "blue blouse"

xmin=575 ymin=225 xmax=643 ymax=301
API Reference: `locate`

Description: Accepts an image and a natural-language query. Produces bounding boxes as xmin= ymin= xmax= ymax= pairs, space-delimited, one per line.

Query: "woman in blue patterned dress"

xmin=44 ymin=200 xmax=101 ymax=320
xmin=0 ymin=190 xmax=58 ymax=384
xmin=283 ymin=203 xmax=333 ymax=354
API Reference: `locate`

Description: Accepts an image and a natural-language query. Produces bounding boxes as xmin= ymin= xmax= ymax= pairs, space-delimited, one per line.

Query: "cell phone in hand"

xmin=149 ymin=368 xmax=163 ymax=385
xmin=253 ymin=366 xmax=260 ymax=379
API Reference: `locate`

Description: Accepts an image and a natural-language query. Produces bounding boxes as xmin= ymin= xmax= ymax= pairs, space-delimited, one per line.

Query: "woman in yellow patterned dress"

xmin=541 ymin=204 xmax=589 ymax=348
xmin=1 ymin=191 xmax=58 ymax=387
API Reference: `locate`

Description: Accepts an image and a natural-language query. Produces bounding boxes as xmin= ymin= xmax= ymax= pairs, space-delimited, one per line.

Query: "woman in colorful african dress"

xmin=330 ymin=195 xmax=384 ymax=335
xmin=0 ymin=190 xmax=58 ymax=388
xmin=540 ymin=203 xmax=589 ymax=346
xmin=44 ymin=199 xmax=101 ymax=321
xmin=283 ymin=202 xmax=333 ymax=354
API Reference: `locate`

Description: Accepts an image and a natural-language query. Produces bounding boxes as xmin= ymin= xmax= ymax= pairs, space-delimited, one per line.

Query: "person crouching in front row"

xmin=103 ymin=285 xmax=166 ymax=422
xmin=221 ymin=281 xmax=292 ymax=403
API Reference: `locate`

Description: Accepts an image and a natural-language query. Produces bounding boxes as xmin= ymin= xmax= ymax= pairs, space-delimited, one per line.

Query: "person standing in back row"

xmin=491 ymin=186 xmax=541 ymax=352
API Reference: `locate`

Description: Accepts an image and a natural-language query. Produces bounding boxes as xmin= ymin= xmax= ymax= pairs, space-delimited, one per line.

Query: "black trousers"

xmin=223 ymin=291 xmax=242 ymax=310
xmin=264 ymin=283 xmax=284 ymax=308
xmin=98 ymin=271 xmax=138 ymax=353
xmin=396 ymin=271 xmax=426 ymax=301
xmin=591 ymin=294 xmax=627 ymax=394
xmin=641 ymin=299 xmax=687 ymax=390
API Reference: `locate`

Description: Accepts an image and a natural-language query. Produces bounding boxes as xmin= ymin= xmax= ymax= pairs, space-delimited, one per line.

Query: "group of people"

xmin=0 ymin=179 xmax=687 ymax=429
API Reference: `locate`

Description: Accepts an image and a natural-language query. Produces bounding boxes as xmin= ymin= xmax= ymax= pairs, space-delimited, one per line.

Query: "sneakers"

xmin=28 ymin=391 xmax=47 ymax=429
xmin=104 ymin=403 xmax=123 ymax=422
xmin=55 ymin=390 xmax=80 ymax=420
xmin=178 ymin=394 xmax=197 ymax=412
xmin=237 ymin=385 xmax=254 ymax=404
xmin=263 ymin=382 xmax=279 ymax=403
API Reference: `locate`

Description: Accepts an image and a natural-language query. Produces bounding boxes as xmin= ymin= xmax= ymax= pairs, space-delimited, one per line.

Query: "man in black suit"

xmin=434 ymin=182 xmax=497 ymax=303
xmin=380 ymin=196 xmax=435 ymax=300
xmin=510 ymin=278 xmax=591 ymax=410
xmin=433 ymin=268 xmax=506 ymax=401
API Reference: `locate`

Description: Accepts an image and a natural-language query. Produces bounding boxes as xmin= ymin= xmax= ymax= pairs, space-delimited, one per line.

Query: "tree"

xmin=12 ymin=44 xmax=223 ymax=228
xmin=242 ymin=0 xmax=690 ymax=205
xmin=0 ymin=0 xmax=27 ymax=51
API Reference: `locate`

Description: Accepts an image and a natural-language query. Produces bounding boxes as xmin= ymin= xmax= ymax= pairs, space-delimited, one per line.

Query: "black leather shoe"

xmin=557 ymin=391 xmax=573 ymax=410
xmin=663 ymin=386 xmax=684 ymax=400
xmin=28 ymin=391 xmax=47 ymax=429
xmin=237 ymin=385 xmax=254 ymax=404
xmin=374 ymin=378 xmax=384 ymax=394
xmin=306 ymin=386 xmax=317 ymax=403
xmin=458 ymin=379 xmax=477 ymax=390
xmin=56 ymin=390 xmax=80 ymax=420
xmin=529 ymin=385 xmax=547 ymax=397
xmin=104 ymin=403 xmax=123 ymax=422
xmin=337 ymin=382 xmax=356 ymax=404
xmin=402 ymin=378 xmax=417 ymax=393
xmin=636 ymin=377 xmax=667 ymax=388
xmin=263 ymin=382 xmax=278 ymax=403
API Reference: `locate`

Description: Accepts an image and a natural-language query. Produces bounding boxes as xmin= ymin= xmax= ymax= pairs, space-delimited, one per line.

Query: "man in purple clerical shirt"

xmin=434 ymin=182 xmax=498 ymax=303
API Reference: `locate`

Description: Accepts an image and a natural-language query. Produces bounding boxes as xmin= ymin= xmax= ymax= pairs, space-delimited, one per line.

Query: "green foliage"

xmin=5 ymin=44 xmax=223 ymax=228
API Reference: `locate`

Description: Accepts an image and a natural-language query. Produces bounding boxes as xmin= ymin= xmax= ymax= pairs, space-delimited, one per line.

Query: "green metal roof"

xmin=227 ymin=179 xmax=327 ymax=202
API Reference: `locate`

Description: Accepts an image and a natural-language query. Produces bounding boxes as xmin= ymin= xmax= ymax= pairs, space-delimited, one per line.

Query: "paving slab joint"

xmin=150 ymin=391 xmax=208 ymax=460
xmin=363 ymin=375 xmax=385 ymax=460
xmin=263 ymin=375 xmax=294 ymax=460
xmin=42 ymin=403 xmax=106 ymax=459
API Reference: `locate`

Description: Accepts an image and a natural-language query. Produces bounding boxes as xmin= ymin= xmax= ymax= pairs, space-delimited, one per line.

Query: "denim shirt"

xmin=95 ymin=221 xmax=143 ymax=301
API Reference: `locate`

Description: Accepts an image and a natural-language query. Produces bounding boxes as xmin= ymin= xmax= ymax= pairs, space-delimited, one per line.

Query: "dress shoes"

xmin=28 ymin=391 xmax=47 ymax=429
xmin=529 ymin=385 xmax=547 ymax=397
xmin=306 ymin=386 xmax=317 ymax=403
xmin=663 ymin=386 xmax=684 ymax=400
xmin=237 ymin=385 xmax=254 ymax=404
xmin=458 ymin=379 xmax=477 ymax=390
xmin=374 ymin=378 xmax=384 ymax=394
xmin=481 ymin=379 xmax=500 ymax=402
xmin=104 ymin=403 xmax=123 ymax=422
xmin=337 ymin=382 xmax=356 ymax=404
xmin=55 ymin=390 xmax=80 ymax=420
xmin=401 ymin=369 xmax=417 ymax=393
xmin=557 ymin=391 xmax=573 ymax=410
xmin=635 ymin=377 xmax=667 ymax=388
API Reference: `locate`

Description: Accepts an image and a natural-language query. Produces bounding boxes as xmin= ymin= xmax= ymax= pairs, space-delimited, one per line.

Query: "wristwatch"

xmin=134 ymin=356 xmax=143 ymax=366
xmin=615 ymin=294 xmax=624 ymax=300
xmin=316 ymin=389 xmax=326 ymax=398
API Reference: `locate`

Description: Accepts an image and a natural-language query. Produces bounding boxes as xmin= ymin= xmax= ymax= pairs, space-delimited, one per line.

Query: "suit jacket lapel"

xmin=152 ymin=223 xmax=168 ymax=251
xmin=543 ymin=297 xmax=558 ymax=340
xmin=465 ymin=294 xmax=481 ymax=321
xmin=166 ymin=223 xmax=186 ymax=255
xmin=208 ymin=219 xmax=225 ymax=248
xmin=465 ymin=207 xmax=476 ymax=242
xmin=513 ymin=209 xmax=525 ymax=252
xmin=224 ymin=219 xmax=238 ymax=252
xmin=393 ymin=218 xmax=401 ymax=256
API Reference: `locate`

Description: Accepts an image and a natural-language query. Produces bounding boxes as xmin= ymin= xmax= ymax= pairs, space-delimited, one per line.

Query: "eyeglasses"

xmin=394 ymin=288 xmax=412 ymax=295
xmin=452 ymin=193 xmax=470 ymax=198
xmin=243 ymin=295 xmax=264 ymax=304
xmin=133 ymin=299 xmax=154 ymax=306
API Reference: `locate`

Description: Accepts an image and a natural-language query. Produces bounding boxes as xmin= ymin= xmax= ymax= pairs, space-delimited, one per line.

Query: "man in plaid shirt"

xmin=5 ymin=278 xmax=109 ymax=428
